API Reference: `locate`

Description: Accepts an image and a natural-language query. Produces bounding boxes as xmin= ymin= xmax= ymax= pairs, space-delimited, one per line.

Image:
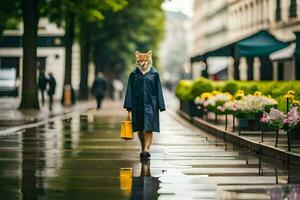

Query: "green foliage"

xmin=190 ymin=78 xmax=214 ymax=99
xmin=175 ymin=80 xmax=193 ymax=101
xmin=175 ymin=78 xmax=300 ymax=112
xmin=239 ymin=83 xmax=258 ymax=95
xmin=93 ymin=0 xmax=165 ymax=76
xmin=221 ymin=81 xmax=238 ymax=95
xmin=0 ymin=0 xmax=21 ymax=36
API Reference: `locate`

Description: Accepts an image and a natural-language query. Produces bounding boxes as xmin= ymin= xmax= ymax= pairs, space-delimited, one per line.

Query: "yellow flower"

xmin=284 ymin=93 xmax=295 ymax=99
xmin=287 ymin=90 xmax=295 ymax=95
xmin=201 ymin=92 xmax=213 ymax=100
xmin=292 ymin=100 xmax=300 ymax=106
xmin=237 ymin=90 xmax=244 ymax=94
xmin=235 ymin=94 xmax=244 ymax=100
xmin=235 ymin=90 xmax=244 ymax=100
xmin=235 ymin=90 xmax=244 ymax=96
xmin=212 ymin=90 xmax=221 ymax=95
xmin=254 ymin=91 xmax=262 ymax=96
xmin=224 ymin=92 xmax=234 ymax=100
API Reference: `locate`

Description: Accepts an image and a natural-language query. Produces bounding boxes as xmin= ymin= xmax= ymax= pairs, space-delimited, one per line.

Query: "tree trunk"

xmin=94 ymin=42 xmax=102 ymax=77
xmin=62 ymin=11 xmax=75 ymax=104
xmin=78 ymin=19 xmax=91 ymax=100
xmin=19 ymin=0 xmax=39 ymax=110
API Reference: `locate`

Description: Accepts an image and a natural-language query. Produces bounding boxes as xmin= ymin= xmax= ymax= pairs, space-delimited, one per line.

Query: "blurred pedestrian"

xmin=92 ymin=72 xmax=108 ymax=109
xmin=47 ymin=73 xmax=56 ymax=111
xmin=113 ymin=79 xmax=124 ymax=100
xmin=123 ymin=50 xmax=165 ymax=159
xmin=38 ymin=70 xmax=47 ymax=105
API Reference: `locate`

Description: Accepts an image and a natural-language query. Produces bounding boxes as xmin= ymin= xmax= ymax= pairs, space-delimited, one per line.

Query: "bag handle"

xmin=127 ymin=112 xmax=131 ymax=121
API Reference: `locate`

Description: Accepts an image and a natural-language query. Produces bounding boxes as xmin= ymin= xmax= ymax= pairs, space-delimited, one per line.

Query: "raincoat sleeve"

xmin=123 ymin=73 xmax=133 ymax=111
xmin=156 ymin=74 xmax=166 ymax=112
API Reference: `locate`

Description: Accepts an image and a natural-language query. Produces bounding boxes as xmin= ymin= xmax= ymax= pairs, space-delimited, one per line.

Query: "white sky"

xmin=162 ymin=0 xmax=194 ymax=17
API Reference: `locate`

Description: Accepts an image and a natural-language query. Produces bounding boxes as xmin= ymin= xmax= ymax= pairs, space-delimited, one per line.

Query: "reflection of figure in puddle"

xmin=131 ymin=160 xmax=160 ymax=200
xmin=47 ymin=73 xmax=56 ymax=111
xmin=124 ymin=50 xmax=166 ymax=159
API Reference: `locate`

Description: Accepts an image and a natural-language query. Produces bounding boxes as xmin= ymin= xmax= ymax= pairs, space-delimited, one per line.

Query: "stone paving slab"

xmin=0 ymin=97 xmax=299 ymax=199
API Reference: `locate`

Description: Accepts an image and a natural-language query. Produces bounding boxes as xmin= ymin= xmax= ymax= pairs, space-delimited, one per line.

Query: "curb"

xmin=177 ymin=110 xmax=300 ymax=167
xmin=0 ymin=103 xmax=95 ymax=137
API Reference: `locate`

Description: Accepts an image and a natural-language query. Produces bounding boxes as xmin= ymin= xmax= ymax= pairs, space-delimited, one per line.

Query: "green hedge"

xmin=175 ymin=78 xmax=300 ymax=111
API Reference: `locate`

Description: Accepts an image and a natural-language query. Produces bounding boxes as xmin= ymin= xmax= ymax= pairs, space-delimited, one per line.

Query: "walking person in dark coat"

xmin=92 ymin=72 xmax=108 ymax=109
xmin=47 ymin=73 xmax=56 ymax=111
xmin=38 ymin=70 xmax=47 ymax=105
xmin=124 ymin=50 xmax=165 ymax=159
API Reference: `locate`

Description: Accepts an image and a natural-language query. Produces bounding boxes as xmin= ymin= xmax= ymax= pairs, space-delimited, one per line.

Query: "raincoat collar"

xmin=133 ymin=66 xmax=157 ymax=74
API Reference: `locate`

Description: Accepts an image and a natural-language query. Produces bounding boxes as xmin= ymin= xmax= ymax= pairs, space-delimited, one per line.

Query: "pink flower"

xmin=197 ymin=106 xmax=202 ymax=110
xmin=260 ymin=112 xmax=270 ymax=123
xmin=203 ymin=101 xmax=209 ymax=107
xmin=232 ymin=104 xmax=238 ymax=111
xmin=217 ymin=106 xmax=225 ymax=112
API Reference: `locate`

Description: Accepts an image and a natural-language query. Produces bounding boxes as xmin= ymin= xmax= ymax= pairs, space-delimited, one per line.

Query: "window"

xmin=276 ymin=0 xmax=281 ymax=21
xmin=289 ymin=0 xmax=297 ymax=18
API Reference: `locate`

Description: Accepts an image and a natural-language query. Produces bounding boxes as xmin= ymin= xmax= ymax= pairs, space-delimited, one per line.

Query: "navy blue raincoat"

xmin=123 ymin=67 xmax=166 ymax=132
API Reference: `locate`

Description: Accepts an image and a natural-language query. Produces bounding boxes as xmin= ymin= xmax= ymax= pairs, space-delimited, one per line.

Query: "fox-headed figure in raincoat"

xmin=123 ymin=50 xmax=165 ymax=133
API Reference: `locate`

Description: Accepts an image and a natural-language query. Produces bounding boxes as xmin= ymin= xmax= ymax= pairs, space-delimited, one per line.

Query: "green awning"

xmin=204 ymin=43 xmax=234 ymax=58
xmin=191 ymin=30 xmax=289 ymax=63
xmin=294 ymin=31 xmax=300 ymax=57
xmin=235 ymin=31 xmax=289 ymax=57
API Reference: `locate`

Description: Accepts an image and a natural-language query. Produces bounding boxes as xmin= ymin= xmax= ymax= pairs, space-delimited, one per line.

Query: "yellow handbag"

xmin=120 ymin=112 xmax=133 ymax=140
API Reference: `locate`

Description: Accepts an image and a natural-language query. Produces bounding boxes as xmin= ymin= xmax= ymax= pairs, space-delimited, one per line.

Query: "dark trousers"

xmin=49 ymin=95 xmax=53 ymax=111
xmin=40 ymin=90 xmax=45 ymax=104
xmin=96 ymin=96 xmax=103 ymax=109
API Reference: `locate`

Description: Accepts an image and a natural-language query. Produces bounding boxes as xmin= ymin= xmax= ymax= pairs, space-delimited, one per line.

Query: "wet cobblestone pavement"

xmin=0 ymin=100 xmax=300 ymax=200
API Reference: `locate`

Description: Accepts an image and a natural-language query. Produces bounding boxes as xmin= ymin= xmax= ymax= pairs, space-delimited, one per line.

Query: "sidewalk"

xmin=0 ymin=97 xmax=95 ymax=130
xmin=0 ymin=96 xmax=298 ymax=199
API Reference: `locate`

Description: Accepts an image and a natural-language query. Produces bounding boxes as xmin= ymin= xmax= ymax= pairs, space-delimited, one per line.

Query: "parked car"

xmin=0 ymin=68 xmax=19 ymax=97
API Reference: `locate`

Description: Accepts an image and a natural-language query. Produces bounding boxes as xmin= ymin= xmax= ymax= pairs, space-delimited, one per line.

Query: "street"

xmin=0 ymin=95 xmax=299 ymax=200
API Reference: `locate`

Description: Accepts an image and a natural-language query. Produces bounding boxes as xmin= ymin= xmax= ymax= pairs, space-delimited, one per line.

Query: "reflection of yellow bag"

xmin=120 ymin=113 xmax=133 ymax=140
xmin=120 ymin=168 xmax=133 ymax=197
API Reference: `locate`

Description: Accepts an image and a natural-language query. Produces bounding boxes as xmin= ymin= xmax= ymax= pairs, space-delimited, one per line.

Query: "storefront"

xmin=191 ymin=30 xmax=290 ymax=80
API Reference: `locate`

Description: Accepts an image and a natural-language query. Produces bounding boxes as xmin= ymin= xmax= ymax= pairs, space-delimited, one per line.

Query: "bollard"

xmin=63 ymin=85 xmax=72 ymax=106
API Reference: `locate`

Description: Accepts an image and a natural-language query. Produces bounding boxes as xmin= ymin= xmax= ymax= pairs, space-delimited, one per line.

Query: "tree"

xmin=0 ymin=0 xmax=20 ymax=37
xmin=0 ymin=0 xmax=40 ymax=109
xmin=19 ymin=0 xmax=40 ymax=109
xmin=93 ymin=0 xmax=165 ymax=80
xmin=42 ymin=0 xmax=127 ymax=102
xmin=78 ymin=0 xmax=127 ymax=100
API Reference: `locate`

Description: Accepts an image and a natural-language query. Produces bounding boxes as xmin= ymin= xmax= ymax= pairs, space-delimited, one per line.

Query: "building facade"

xmin=192 ymin=0 xmax=230 ymax=80
xmin=0 ymin=18 xmax=81 ymax=100
xmin=159 ymin=11 xmax=191 ymax=82
xmin=192 ymin=0 xmax=300 ymax=80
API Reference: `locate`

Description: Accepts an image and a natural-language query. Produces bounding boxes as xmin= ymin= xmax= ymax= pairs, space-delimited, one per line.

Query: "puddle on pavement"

xmin=0 ymin=111 xmax=299 ymax=200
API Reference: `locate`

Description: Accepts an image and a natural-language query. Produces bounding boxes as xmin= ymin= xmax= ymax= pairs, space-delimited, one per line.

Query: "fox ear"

xmin=147 ymin=50 xmax=152 ymax=56
xmin=135 ymin=51 xmax=140 ymax=58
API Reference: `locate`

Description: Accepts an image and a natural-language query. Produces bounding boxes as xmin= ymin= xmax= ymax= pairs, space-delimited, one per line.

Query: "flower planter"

xmin=180 ymin=100 xmax=203 ymax=117
xmin=237 ymin=118 xmax=261 ymax=135
xmin=290 ymin=129 xmax=300 ymax=141
xmin=286 ymin=129 xmax=300 ymax=151
xmin=261 ymin=124 xmax=278 ymax=146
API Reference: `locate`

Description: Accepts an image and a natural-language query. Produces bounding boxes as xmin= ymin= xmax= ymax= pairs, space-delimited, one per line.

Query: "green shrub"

xmin=239 ymin=84 xmax=258 ymax=95
xmin=175 ymin=80 xmax=193 ymax=101
xmin=190 ymin=77 xmax=214 ymax=99
xmin=175 ymin=78 xmax=300 ymax=112
xmin=221 ymin=81 xmax=238 ymax=95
